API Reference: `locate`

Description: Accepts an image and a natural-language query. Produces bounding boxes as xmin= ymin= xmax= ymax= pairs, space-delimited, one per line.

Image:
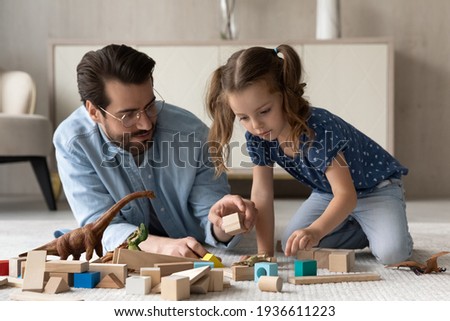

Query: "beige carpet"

xmin=1 ymin=220 xmax=449 ymax=301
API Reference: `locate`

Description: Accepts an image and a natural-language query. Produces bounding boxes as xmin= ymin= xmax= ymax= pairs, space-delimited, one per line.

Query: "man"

xmin=54 ymin=44 xmax=256 ymax=258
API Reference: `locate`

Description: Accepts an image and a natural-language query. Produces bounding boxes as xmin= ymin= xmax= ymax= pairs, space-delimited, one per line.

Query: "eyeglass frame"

xmin=97 ymin=88 xmax=165 ymax=128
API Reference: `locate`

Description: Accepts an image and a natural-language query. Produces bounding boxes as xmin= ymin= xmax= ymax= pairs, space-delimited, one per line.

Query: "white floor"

xmin=1 ymin=194 xmax=449 ymax=222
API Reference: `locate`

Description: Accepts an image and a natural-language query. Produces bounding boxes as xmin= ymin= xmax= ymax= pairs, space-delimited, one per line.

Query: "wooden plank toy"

xmin=22 ymin=250 xmax=47 ymax=292
xmin=288 ymin=273 xmax=381 ymax=285
xmin=45 ymin=260 xmax=89 ymax=273
xmin=9 ymin=257 xmax=26 ymax=278
xmin=154 ymin=262 xmax=193 ymax=276
xmin=172 ymin=266 xmax=210 ymax=285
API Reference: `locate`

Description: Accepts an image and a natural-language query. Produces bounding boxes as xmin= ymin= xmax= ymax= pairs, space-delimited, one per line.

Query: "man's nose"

xmin=135 ymin=112 xmax=153 ymax=130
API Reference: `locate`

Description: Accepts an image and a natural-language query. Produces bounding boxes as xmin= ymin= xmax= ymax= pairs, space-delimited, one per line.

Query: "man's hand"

xmin=284 ymin=227 xmax=321 ymax=256
xmin=209 ymin=194 xmax=258 ymax=236
xmin=139 ymin=235 xmax=208 ymax=259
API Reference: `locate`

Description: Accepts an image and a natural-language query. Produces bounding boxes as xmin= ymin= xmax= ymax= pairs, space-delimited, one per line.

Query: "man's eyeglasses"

xmin=97 ymin=88 xmax=165 ymax=128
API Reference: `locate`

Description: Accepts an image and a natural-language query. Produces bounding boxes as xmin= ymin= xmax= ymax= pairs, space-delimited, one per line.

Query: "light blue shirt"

xmin=54 ymin=104 xmax=241 ymax=251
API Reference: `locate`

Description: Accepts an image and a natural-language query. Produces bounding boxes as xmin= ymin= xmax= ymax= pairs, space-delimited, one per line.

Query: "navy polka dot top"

xmin=245 ymin=107 xmax=408 ymax=195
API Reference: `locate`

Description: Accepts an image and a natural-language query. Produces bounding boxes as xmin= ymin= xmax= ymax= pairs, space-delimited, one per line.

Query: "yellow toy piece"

xmin=202 ymin=253 xmax=224 ymax=268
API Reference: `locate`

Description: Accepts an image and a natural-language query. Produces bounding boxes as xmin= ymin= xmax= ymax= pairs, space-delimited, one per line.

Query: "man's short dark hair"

xmin=77 ymin=44 xmax=156 ymax=109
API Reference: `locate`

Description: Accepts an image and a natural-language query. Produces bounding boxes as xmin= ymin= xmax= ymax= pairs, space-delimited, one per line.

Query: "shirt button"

xmin=160 ymin=208 xmax=165 ymax=212
xmin=148 ymin=174 xmax=152 ymax=179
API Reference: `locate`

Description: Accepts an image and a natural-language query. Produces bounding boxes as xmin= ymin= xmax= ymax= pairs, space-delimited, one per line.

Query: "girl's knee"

xmin=373 ymin=241 xmax=413 ymax=265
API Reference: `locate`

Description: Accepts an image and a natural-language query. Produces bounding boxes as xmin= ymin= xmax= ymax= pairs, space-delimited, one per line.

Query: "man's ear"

xmin=86 ymin=100 xmax=102 ymax=123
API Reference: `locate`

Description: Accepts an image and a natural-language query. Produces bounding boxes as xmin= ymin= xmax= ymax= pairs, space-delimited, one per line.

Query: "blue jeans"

xmin=281 ymin=179 xmax=413 ymax=265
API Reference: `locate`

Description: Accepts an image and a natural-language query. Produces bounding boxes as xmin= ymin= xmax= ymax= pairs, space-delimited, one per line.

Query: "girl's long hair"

xmin=206 ymin=44 xmax=313 ymax=176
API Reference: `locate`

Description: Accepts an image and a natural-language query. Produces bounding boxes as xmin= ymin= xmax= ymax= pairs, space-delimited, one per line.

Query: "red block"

xmin=0 ymin=260 xmax=9 ymax=276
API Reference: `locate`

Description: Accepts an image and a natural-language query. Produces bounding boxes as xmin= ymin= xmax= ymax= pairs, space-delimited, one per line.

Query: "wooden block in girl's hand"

xmin=222 ymin=213 xmax=246 ymax=236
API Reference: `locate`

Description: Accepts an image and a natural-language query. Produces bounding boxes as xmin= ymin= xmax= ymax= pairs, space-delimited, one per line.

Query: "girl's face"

xmin=228 ymin=80 xmax=290 ymax=141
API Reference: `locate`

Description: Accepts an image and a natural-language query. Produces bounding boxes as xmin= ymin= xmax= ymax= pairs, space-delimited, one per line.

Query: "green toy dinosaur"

xmin=126 ymin=223 xmax=149 ymax=251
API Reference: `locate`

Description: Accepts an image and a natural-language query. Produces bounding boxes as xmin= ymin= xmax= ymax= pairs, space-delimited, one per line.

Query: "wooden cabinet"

xmin=51 ymin=39 xmax=393 ymax=178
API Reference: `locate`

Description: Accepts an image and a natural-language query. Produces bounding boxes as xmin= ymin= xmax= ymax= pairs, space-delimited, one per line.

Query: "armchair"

xmin=0 ymin=70 xmax=57 ymax=210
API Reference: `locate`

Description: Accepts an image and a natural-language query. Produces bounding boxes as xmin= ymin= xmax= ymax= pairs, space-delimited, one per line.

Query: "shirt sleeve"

xmin=54 ymin=132 xmax=136 ymax=252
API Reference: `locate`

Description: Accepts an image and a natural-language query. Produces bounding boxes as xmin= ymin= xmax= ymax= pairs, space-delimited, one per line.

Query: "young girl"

xmin=206 ymin=44 xmax=413 ymax=265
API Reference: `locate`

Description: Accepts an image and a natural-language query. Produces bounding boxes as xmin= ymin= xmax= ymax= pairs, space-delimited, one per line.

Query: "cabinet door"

xmin=138 ymin=45 xmax=219 ymax=124
xmin=302 ymin=43 xmax=391 ymax=152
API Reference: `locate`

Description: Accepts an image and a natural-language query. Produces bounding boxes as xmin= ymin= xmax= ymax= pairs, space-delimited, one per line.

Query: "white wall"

xmin=1 ymin=0 xmax=450 ymax=198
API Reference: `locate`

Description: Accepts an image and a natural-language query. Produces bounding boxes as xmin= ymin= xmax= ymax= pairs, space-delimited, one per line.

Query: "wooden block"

xmin=88 ymin=263 xmax=127 ymax=284
xmin=97 ymin=273 xmax=124 ymax=289
xmin=288 ymin=273 xmax=381 ymax=285
xmin=191 ymin=275 xmax=210 ymax=294
xmin=222 ymin=212 xmax=246 ymax=235
xmin=0 ymin=277 xmax=7 ymax=286
xmin=49 ymin=272 xmax=74 ymax=287
xmin=9 ymin=257 xmax=27 ymax=278
xmin=161 ymin=275 xmax=190 ymax=300
xmin=208 ymin=269 xmax=224 ymax=292
xmin=140 ymin=267 xmax=161 ymax=288
xmin=313 ymin=249 xmax=333 ymax=269
xmin=294 ymin=259 xmax=317 ymax=276
xmin=231 ymin=265 xmax=254 ymax=281
xmin=172 ymin=266 xmax=210 ymax=285
xmin=297 ymin=249 xmax=318 ymax=260
xmin=44 ymin=277 xmax=70 ymax=294
xmin=0 ymin=260 xmax=9 ymax=276
xmin=202 ymin=253 xmax=224 ymax=268
xmin=154 ymin=262 xmax=194 ymax=276
xmin=254 ymin=262 xmax=278 ymax=282
xmin=126 ymin=276 xmax=151 ymax=295
xmin=73 ymin=271 xmax=100 ymax=288
xmin=258 ymin=276 xmax=283 ymax=292
xmin=116 ymin=249 xmax=201 ymax=271
xmin=22 ymin=250 xmax=47 ymax=292
xmin=45 ymin=260 xmax=89 ymax=273
xmin=329 ymin=251 xmax=355 ymax=272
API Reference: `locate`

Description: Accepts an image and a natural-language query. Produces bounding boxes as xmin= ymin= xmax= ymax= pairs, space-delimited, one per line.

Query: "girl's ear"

xmin=86 ymin=100 xmax=102 ymax=123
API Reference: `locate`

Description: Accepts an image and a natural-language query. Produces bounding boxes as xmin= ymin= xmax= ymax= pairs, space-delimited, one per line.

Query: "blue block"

xmin=254 ymin=262 xmax=278 ymax=282
xmin=193 ymin=261 xmax=214 ymax=269
xmin=74 ymin=271 xmax=101 ymax=288
xmin=294 ymin=259 xmax=317 ymax=277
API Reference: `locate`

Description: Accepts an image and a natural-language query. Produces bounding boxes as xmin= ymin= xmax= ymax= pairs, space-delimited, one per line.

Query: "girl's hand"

xmin=208 ymin=194 xmax=258 ymax=233
xmin=284 ymin=227 xmax=321 ymax=256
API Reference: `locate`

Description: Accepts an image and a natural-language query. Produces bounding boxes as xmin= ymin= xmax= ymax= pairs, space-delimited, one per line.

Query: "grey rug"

xmin=1 ymin=220 xmax=449 ymax=301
